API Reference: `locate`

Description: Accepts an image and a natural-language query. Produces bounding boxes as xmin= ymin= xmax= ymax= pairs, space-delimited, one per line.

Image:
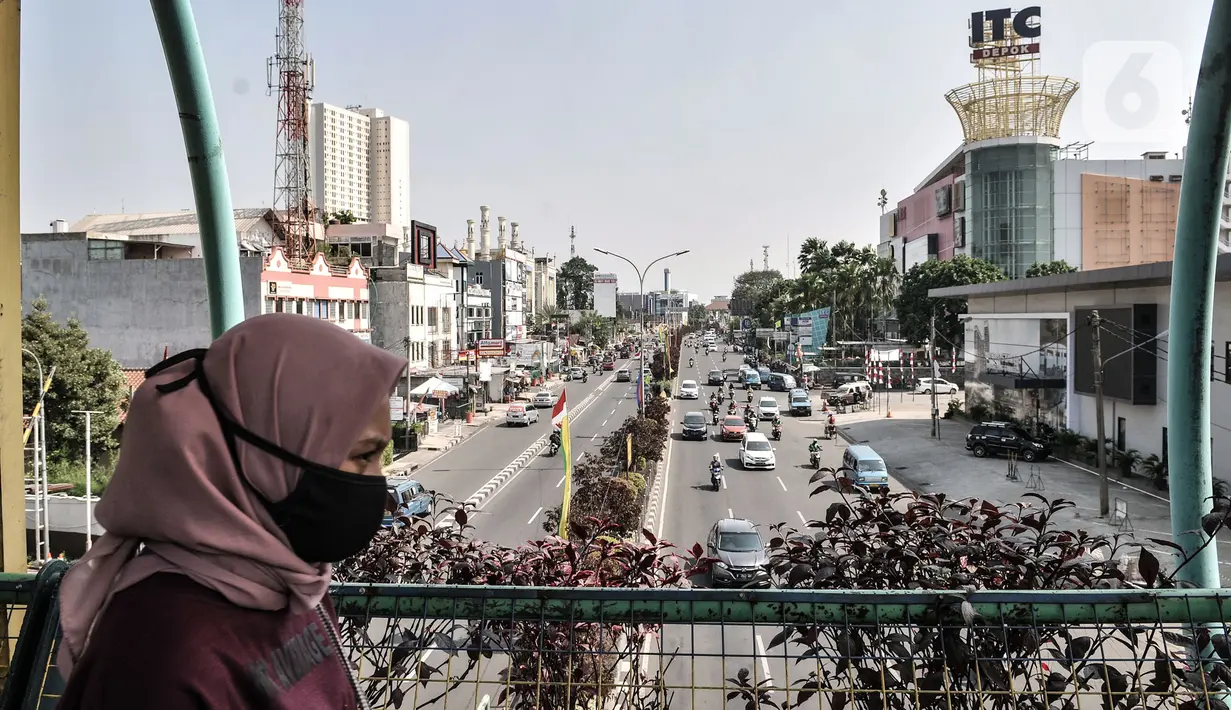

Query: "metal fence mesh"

xmin=331 ymin=585 xmax=1231 ymax=709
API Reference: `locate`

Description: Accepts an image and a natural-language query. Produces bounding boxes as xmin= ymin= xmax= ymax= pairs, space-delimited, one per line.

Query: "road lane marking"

xmin=722 ymin=475 xmax=728 ymax=490
xmin=777 ymin=476 xmax=787 ymax=492
xmin=602 ymin=419 xmax=608 ymax=427
xmin=797 ymin=510 xmax=807 ymax=525
xmin=556 ymin=475 xmax=565 ymax=488
xmin=527 ymin=507 xmax=543 ymax=525
xmin=590 ymin=434 xmax=598 ymax=442
xmin=478 ymin=695 xmax=491 ymax=710
xmin=754 ymin=634 xmax=775 ymax=695
xmin=728 ymin=508 xmax=733 ymax=518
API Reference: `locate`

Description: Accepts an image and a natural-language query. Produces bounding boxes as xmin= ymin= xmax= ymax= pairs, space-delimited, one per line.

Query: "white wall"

xmin=594 ymin=274 xmax=617 ymax=318
xmin=903 ymin=237 xmax=929 ymax=272
xmin=967 ymin=282 xmax=1231 ymax=467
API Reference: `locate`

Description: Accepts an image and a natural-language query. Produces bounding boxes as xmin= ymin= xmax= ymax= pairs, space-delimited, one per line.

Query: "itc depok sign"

xmin=969 ymin=6 xmax=1041 ymax=62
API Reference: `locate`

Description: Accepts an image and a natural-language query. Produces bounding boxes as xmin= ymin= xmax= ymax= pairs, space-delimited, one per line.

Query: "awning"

xmin=409 ymin=377 xmax=459 ymax=397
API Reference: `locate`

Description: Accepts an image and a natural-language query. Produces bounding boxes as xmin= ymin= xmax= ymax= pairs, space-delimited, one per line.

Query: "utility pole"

xmin=929 ymin=308 xmax=940 ymax=437
xmin=72 ymin=410 xmax=103 ymax=551
xmin=1089 ymin=311 xmax=1110 ymax=516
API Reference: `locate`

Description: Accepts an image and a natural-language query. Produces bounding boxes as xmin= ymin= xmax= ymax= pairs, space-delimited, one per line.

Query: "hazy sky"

xmin=19 ymin=1 xmax=1214 ymax=299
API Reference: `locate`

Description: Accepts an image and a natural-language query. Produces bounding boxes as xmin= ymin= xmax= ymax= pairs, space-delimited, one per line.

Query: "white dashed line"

xmin=754 ymin=634 xmax=775 ymax=694
xmin=728 ymin=508 xmax=734 ymax=518
xmin=602 ymin=419 xmax=609 ymax=427
xmin=527 ymin=507 xmax=543 ymax=526
xmin=797 ymin=510 xmax=807 ymax=525
xmin=722 ymin=475 xmax=728 ymax=490
xmin=556 ymin=475 xmax=565 ymax=488
xmin=777 ymin=476 xmax=787 ymax=492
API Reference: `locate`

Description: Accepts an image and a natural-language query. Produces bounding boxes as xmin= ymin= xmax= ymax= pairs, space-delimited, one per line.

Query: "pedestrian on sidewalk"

xmin=54 ymin=313 xmax=405 ymax=709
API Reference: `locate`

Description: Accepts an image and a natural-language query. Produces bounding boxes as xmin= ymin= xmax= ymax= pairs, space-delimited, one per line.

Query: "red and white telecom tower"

xmin=266 ymin=0 xmax=316 ymax=260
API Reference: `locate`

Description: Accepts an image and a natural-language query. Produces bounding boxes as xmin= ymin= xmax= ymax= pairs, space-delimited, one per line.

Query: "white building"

xmin=309 ymin=103 xmax=411 ymax=229
xmin=369 ymin=261 xmax=457 ymax=395
xmin=533 ymin=256 xmax=558 ymax=315
xmin=594 ymin=273 xmax=617 ymax=318
xmin=931 ymin=255 xmax=1231 ymax=471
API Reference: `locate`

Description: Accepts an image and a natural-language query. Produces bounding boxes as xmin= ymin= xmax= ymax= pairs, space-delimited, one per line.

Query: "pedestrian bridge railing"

xmin=7 ymin=567 xmax=1231 ymax=709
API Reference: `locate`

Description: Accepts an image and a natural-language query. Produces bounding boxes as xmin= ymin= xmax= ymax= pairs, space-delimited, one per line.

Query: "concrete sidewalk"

xmin=384 ymin=376 xmax=569 ymax=477
xmin=840 ymin=416 xmax=1231 ymax=584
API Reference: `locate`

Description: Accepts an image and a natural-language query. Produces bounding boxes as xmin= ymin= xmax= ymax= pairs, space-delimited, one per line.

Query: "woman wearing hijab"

xmin=55 ymin=313 xmax=406 ymax=709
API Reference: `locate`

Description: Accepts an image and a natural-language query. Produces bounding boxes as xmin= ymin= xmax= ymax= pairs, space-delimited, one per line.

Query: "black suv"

xmin=681 ymin=411 xmax=709 ymax=441
xmin=965 ymin=422 xmax=1051 ymax=462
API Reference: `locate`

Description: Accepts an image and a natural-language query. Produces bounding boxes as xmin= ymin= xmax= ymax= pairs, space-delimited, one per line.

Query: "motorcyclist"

xmin=689 ymin=357 xmax=695 ymax=368
xmin=549 ymin=426 xmax=563 ymax=453
xmin=582 ymin=371 xmax=589 ymax=383
xmin=727 ymin=382 xmax=734 ymax=398
xmin=727 ymin=401 xmax=738 ymax=415
xmin=716 ymin=390 xmax=725 ymax=405
xmin=746 ymin=390 xmax=753 ymax=404
xmin=709 ymin=398 xmax=719 ymax=414
xmin=827 ymin=412 xmax=837 ymax=434
xmin=808 ymin=438 xmax=821 ymax=466
xmin=710 ymin=453 xmax=722 ymax=474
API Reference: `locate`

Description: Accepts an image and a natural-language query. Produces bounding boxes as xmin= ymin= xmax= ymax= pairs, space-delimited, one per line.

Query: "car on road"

xmin=681 ymin=411 xmax=709 ymax=440
xmin=679 ymin=380 xmax=700 ymax=399
xmin=966 ymin=421 xmax=1051 ymax=462
xmin=841 ymin=445 xmax=891 ymax=493
xmin=384 ymin=478 xmax=433 ymax=527
xmin=756 ymin=396 xmax=779 ymax=420
xmin=788 ymin=388 xmax=812 ymax=416
xmin=601 ymin=360 xmax=616 ymax=371
xmin=616 ymin=368 xmax=631 ymax=382
xmin=505 ymin=403 xmax=539 ymax=426
xmin=567 ymin=367 xmax=585 ymax=381
xmin=720 ymin=415 xmax=747 ymax=441
xmin=706 ymin=518 xmax=771 ymax=588
xmin=743 ymin=369 xmax=762 ymax=390
xmin=708 ymin=369 xmax=724 ymax=386
xmin=739 ymin=432 xmax=776 ymax=469
xmin=532 ymin=390 xmax=556 ymax=408
xmin=915 ymin=377 xmax=959 ymax=395
xmin=827 ymin=381 xmax=871 ymax=407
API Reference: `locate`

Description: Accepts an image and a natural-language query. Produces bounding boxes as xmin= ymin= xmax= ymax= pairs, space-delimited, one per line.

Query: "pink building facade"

xmin=259 ymin=247 xmax=372 ymax=341
xmin=893 ymin=173 xmax=959 ymax=271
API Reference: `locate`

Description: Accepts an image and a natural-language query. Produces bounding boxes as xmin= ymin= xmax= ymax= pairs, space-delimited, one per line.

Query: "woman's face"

xmin=339 ymin=397 xmax=392 ymax=475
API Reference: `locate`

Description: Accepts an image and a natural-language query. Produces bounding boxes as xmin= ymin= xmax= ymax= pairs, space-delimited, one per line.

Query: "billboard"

xmin=785 ymin=307 xmax=830 ymax=351
xmin=594 ymin=273 xmax=618 ymax=318
xmin=970 ymin=7 xmax=1041 ymax=63
xmin=477 ymin=338 xmax=506 ymax=357
xmin=409 ymin=221 xmax=438 ymax=270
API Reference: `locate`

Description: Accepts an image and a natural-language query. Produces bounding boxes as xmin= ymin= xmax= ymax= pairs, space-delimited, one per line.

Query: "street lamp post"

xmin=593 ymin=248 xmax=690 ymax=415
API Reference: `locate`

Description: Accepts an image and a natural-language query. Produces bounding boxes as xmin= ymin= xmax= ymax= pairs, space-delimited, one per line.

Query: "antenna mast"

xmin=762 ymin=245 xmax=769 ymax=271
xmin=569 ymin=226 xmax=576 ymax=258
xmin=267 ymin=0 xmax=316 ymax=259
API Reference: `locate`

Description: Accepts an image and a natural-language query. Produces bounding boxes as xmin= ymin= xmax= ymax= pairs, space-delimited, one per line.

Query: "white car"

xmin=679 ymin=380 xmax=700 ymax=399
xmin=914 ymin=377 xmax=959 ymax=395
xmin=739 ymin=432 xmax=776 ymax=470
xmin=505 ymin=403 xmax=539 ymax=426
xmin=756 ymin=396 xmax=779 ymax=420
xmin=532 ymin=390 xmax=556 ymax=408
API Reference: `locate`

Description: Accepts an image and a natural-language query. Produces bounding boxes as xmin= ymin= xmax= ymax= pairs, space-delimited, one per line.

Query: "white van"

xmin=739 ymin=432 xmax=776 ymax=470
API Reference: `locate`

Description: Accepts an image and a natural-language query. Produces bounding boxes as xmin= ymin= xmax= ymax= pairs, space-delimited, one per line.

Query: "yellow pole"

xmin=0 ymin=0 xmax=26 ymax=574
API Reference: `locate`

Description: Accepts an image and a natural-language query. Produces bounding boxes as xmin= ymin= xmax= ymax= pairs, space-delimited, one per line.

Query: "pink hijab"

xmin=56 ymin=313 xmax=406 ymax=677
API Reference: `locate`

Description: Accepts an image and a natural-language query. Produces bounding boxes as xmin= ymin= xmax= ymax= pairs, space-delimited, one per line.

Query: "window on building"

xmin=88 ymin=240 xmax=125 ymax=261
xmin=428 ymin=307 xmax=438 ymax=327
xmin=360 ymin=301 xmax=369 ymax=320
xmin=329 ymin=301 xmax=338 ymax=320
xmin=346 ymin=301 xmax=355 ymax=320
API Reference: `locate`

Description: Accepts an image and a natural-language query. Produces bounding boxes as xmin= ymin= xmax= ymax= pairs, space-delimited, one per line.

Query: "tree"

xmin=687 ymin=304 xmax=707 ymax=327
xmin=729 ymin=270 xmax=784 ymax=327
xmin=894 ymin=255 xmax=1005 ymax=347
xmin=1025 ymin=259 xmax=1078 ymax=278
xmin=21 ymin=299 xmax=126 ymax=462
xmin=556 ymin=257 xmax=598 ymax=310
xmin=789 ymin=239 xmax=899 ymax=342
xmin=329 ymin=210 xmax=358 ymax=225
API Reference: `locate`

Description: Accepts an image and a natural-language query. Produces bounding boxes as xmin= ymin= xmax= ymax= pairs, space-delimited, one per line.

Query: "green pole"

xmin=1166 ymin=0 xmax=1231 ymax=588
xmin=151 ymin=0 xmax=245 ymax=338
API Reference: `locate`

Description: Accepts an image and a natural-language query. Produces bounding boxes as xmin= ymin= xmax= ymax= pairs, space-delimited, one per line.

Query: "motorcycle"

xmin=582 ymin=373 xmax=589 ymax=383
xmin=689 ymin=358 xmax=695 ymax=368
xmin=825 ymin=422 xmax=837 ymax=439
xmin=809 ymin=449 xmax=821 ymax=469
xmin=712 ymin=411 xmax=720 ymax=426
xmin=709 ymin=400 xmax=719 ymax=414
xmin=710 ymin=465 xmax=724 ymax=491
xmin=771 ymin=423 xmax=782 ymax=441
xmin=549 ymin=440 xmax=561 ymax=456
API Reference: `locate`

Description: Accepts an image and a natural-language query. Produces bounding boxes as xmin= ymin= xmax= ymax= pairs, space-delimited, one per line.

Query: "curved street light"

xmin=593 ymin=248 xmax=690 ymax=414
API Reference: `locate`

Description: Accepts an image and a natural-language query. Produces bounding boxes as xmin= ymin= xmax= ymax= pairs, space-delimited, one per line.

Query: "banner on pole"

xmin=554 ymin=390 xmax=573 ymax=537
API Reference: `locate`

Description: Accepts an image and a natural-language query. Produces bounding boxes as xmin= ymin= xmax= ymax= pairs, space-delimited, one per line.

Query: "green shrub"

xmin=381 ymin=440 xmax=394 ymax=467
xmin=46 ymin=458 xmax=113 ymax=498
xmin=626 ymin=471 xmax=647 ymax=499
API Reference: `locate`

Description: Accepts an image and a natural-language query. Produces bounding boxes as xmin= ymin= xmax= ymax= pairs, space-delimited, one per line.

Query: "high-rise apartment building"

xmin=309 ymin=103 xmax=411 ymax=228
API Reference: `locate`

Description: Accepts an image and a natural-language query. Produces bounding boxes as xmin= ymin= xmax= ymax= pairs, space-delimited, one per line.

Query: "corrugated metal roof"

xmin=69 ymin=208 xmax=274 ymax=238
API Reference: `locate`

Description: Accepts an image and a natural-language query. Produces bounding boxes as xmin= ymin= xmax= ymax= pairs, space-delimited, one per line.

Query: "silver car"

xmin=678 ymin=380 xmax=700 ymax=399
xmin=532 ymin=390 xmax=556 ymax=408
xmin=707 ymin=518 xmax=771 ymax=588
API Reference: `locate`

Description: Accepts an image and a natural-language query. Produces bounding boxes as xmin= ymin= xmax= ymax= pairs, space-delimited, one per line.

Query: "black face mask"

xmin=148 ymin=350 xmax=388 ymax=563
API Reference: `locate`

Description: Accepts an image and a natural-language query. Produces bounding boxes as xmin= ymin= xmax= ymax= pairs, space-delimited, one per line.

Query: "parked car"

xmin=384 ymin=478 xmax=433 ymax=527
xmin=915 ymin=377 xmax=959 ymax=395
xmin=966 ymin=421 xmax=1051 ymax=462
xmin=788 ymin=388 xmax=812 ymax=416
xmin=679 ymin=380 xmax=700 ymax=399
xmin=720 ymin=415 xmax=747 ymax=442
xmin=756 ymin=396 xmax=779 ymax=421
xmin=505 ymin=403 xmax=539 ymax=426
xmin=532 ymin=390 xmax=556 ymax=408
xmin=681 ymin=411 xmax=709 ymax=440
xmin=739 ymin=432 xmax=777 ymax=470
xmin=616 ymin=368 xmax=631 ymax=382
xmin=708 ymin=369 xmax=724 ymax=386
xmin=827 ymin=381 xmax=871 ymax=407
xmin=707 ymin=518 xmax=771 ymax=588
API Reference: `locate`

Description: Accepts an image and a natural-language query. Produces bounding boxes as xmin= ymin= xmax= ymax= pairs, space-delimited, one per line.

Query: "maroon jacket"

xmin=57 ymin=573 xmax=358 ymax=709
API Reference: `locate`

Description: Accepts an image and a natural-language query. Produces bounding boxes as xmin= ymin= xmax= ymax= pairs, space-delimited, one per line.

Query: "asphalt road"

xmin=656 ymin=347 xmax=907 ymax=708
xmin=408 ymin=364 xmax=620 ymax=517
xmin=467 ymin=363 xmax=645 ymax=546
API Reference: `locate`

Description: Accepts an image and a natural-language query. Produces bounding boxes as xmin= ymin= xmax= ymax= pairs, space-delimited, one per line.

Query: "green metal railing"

xmin=5 ymin=573 xmax=1231 ymax=708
